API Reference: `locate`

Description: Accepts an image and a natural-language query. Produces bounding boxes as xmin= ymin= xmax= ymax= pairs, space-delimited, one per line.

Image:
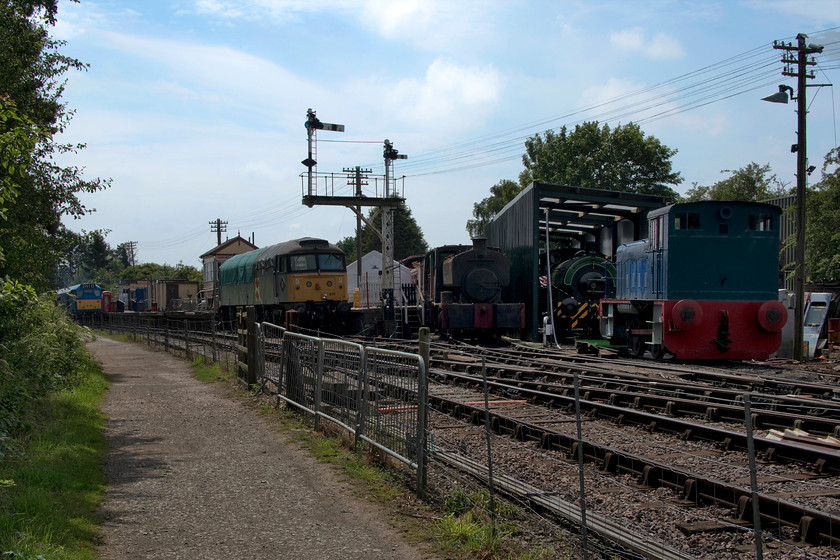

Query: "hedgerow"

xmin=0 ymin=278 xmax=88 ymax=457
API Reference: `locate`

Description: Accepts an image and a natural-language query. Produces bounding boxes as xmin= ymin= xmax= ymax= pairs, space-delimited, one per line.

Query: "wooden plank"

xmin=677 ymin=520 xmax=747 ymax=535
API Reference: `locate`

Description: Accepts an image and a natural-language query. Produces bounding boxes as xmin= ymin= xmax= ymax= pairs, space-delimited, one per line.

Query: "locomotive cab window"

xmin=674 ymin=212 xmax=701 ymax=230
xmin=318 ymin=253 xmax=344 ymax=271
xmin=748 ymin=213 xmax=774 ymax=232
xmin=290 ymin=254 xmax=317 ymax=272
xmin=289 ymin=253 xmax=344 ymax=272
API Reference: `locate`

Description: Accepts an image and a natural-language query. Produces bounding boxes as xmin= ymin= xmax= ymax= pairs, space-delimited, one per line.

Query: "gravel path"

xmin=89 ymin=337 xmax=429 ymax=559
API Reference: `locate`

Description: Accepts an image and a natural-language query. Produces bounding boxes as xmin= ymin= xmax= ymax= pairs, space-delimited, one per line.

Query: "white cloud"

xmin=360 ymin=0 xmax=495 ymax=51
xmin=609 ymin=27 xmax=684 ymax=60
xmin=93 ymin=31 xmax=333 ymax=126
xmin=383 ymin=58 xmax=502 ymax=129
xmin=53 ymin=2 xmax=141 ymax=40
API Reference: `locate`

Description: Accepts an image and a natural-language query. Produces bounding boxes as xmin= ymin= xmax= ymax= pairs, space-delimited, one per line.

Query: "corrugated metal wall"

xmin=764 ymin=194 xmax=795 ymax=289
xmin=486 ymin=187 xmax=541 ymax=340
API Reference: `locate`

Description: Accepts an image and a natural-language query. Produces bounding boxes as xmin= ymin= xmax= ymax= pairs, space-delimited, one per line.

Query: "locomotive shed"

xmin=485 ymin=182 xmax=668 ymax=341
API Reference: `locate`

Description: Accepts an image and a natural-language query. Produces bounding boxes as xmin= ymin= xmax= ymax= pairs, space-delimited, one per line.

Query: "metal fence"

xmin=261 ymin=324 xmax=427 ymax=490
xmin=93 ymin=312 xmax=237 ymax=370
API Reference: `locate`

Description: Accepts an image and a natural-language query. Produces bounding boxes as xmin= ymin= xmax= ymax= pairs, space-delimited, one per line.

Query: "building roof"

xmin=200 ymin=235 xmax=259 ymax=259
xmin=521 ymin=182 xmax=669 ymax=243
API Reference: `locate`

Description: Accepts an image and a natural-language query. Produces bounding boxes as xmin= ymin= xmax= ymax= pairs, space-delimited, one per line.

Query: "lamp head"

xmin=762 ymin=85 xmax=791 ymax=104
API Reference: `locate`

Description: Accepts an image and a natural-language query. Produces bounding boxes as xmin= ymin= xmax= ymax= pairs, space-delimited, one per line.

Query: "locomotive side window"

xmin=651 ymin=216 xmax=664 ymax=249
xmin=748 ymin=213 xmax=774 ymax=231
xmin=674 ymin=212 xmax=700 ymax=230
xmin=318 ymin=253 xmax=344 ymax=271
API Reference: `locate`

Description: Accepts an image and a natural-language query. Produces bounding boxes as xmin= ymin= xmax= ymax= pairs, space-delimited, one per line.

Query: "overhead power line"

xmin=143 ymin=32 xmax=839 ymax=252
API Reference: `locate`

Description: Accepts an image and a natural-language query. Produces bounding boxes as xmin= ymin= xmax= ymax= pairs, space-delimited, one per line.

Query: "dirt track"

xmin=89 ymin=337 xmax=429 ymax=559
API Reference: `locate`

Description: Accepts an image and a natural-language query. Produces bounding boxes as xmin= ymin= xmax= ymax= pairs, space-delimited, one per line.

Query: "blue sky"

xmin=53 ymin=0 xmax=840 ymax=269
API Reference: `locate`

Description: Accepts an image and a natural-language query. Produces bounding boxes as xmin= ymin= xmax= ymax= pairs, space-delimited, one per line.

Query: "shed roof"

xmin=525 ymin=183 xmax=668 ymax=243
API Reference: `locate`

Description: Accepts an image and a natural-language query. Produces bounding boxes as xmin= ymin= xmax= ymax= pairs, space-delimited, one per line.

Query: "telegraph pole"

xmin=343 ymin=166 xmax=371 ymax=289
xmin=209 ymin=218 xmax=228 ymax=246
xmin=126 ymin=241 xmax=138 ymax=276
xmin=770 ymin=34 xmax=824 ymax=361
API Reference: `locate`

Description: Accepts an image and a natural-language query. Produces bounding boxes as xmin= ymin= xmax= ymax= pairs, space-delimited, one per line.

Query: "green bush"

xmin=0 ymin=279 xmax=88 ymax=456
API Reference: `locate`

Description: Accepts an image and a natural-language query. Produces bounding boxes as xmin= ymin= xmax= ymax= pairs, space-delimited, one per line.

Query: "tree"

xmin=119 ymin=262 xmax=201 ymax=283
xmin=806 ymin=148 xmax=840 ymax=281
xmin=466 ymin=179 xmax=522 ymax=238
xmin=0 ymin=0 xmax=109 ymax=292
xmin=335 ymin=237 xmax=357 ymax=263
xmin=519 ymin=122 xmax=682 ymax=199
xmin=338 ymin=201 xmax=428 ymax=262
xmin=684 ymin=162 xmax=789 ymax=202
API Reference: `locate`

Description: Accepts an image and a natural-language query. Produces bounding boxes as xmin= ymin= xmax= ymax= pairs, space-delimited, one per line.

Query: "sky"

xmin=51 ymin=0 xmax=840 ymax=269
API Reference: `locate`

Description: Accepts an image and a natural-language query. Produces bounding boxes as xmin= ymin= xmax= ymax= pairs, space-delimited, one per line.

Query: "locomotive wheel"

xmin=627 ymin=319 xmax=645 ymax=358
xmin=650 ymin=344 xmax=668 ymax=360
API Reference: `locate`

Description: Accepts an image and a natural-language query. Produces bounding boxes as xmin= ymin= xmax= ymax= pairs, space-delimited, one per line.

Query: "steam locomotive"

xmin=550 ymin=252 xmax=616 ymax=336
xmin=599 ymin=201 xmax=787 ymax=360
xmin=419 ymin=238 xmax=524 ymax=338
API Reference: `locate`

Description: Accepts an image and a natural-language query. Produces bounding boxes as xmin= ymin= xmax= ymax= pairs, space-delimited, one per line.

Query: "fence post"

xmin=416 ymin=329 xmax=429 ymax=498
xmin=245 ymin=306 xmax=257 ymax=386
xmin=184 ymin=318 xmax=192 ymax=361
xmin=354 ymin=346 xmax=366 ymax=448
xmin=357 ymin=349 xmax=370 ymax=448
xmin=237 ymin=308 xmax=247 ymax=383
xmin=277 ymin=335 xmax=288 ymax=409
xmin=314 ymin=339 xmax=325 ymax=429
xmin=744 ymin=394 xmax=764 ymax=560
xmin=211 ymin=315 xmax=218 ymax=363
xmin=481 ymin=357 xmax=496 ymax=532
xmin=573 ymin=369 xmax=590 ymax=560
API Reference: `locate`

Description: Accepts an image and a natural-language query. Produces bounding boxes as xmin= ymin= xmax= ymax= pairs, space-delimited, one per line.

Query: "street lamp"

xmin=762 ymin=33 xmax=824 ymax=362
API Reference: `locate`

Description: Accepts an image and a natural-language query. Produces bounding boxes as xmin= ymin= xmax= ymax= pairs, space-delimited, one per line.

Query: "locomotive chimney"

xmin=471 ymin=237 xmax=487 ymax=251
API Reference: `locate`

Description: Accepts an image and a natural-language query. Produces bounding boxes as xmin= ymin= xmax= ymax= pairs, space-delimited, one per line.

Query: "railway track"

xmin=356 ymin=335 xmax=840 ymax=555
xmin=425 ymin=375 xmax=840 ymax=543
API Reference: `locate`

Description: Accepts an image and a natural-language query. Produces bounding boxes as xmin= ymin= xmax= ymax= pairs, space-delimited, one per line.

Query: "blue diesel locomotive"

xmin=599 ymin=201 xmax=787 ymax=360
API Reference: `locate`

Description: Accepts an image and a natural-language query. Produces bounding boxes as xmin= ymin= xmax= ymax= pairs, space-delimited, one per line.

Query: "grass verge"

xmin=0 ymin=356 xmax=109 ymax=559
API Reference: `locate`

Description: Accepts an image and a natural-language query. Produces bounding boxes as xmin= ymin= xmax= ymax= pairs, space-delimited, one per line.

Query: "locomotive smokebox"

xmin=442 ymin=238 xmax=511 ymax=304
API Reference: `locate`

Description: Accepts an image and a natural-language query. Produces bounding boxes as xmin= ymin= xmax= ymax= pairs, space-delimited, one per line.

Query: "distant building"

xmin=347 ymin=250 xmax=413 ymax=307
xmin=200 ymin=236 xmax=259 ymax=308
xmin=150 ymin=279 xmax=201 ymax=311
xmin=117 ymin=279 xmax=151 ymax=311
